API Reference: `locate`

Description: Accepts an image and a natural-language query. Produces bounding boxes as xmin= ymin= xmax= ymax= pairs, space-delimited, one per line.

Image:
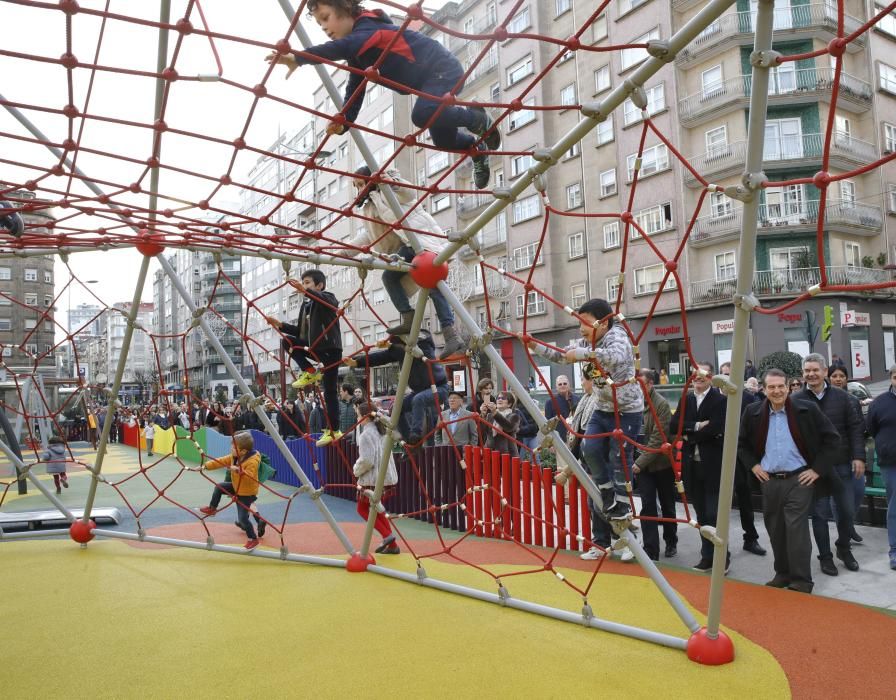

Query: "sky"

xmin=0 ymin=0 xmax=449 ymax=324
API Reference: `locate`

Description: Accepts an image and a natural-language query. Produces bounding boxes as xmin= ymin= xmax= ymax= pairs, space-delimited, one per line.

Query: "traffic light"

xmin=821 ymin=305 xmax=834 ymax=342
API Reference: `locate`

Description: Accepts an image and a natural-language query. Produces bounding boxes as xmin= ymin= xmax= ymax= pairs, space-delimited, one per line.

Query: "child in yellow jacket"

xmin=199 ymin=431 xmax=267 ymax=549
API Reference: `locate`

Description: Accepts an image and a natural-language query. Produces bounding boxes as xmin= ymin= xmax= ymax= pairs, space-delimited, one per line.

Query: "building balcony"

xmin=689 ymin=201 xmax=882 ymax=247
xmin=675 ymin=6 xmax=865 ymax=68
xmin=678 ymin=67 xmax=872 ymax=127
xmin=690 ymin=266 xmax=892 ymax=305
xmin=683 ymin=133 xmax=879 ymax=187
xmin=457 ymin=192 xmax=495 ymax=219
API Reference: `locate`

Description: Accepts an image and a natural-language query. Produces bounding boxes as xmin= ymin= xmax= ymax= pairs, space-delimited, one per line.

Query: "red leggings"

xmin=356 ymin=491 xmax=393 ymax=539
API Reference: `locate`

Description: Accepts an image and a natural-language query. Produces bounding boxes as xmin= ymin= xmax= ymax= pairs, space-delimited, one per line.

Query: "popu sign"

xmin=840 ymin=310 xmax=871 ymax=327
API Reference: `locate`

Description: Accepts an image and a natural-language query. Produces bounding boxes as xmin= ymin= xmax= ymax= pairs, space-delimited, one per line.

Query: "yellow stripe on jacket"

xmin=204 ymin=452 xmax=262 ymax=496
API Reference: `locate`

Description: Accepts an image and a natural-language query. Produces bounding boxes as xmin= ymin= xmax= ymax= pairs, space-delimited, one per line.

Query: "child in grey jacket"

xmin=41 ymin=436 xmax=68 ymax=494
xmin=352 ymin=401 xmax=399 ymax=554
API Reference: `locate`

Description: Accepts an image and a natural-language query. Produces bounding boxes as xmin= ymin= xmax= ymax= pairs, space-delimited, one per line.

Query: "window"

xmin=702 ymin=65 xmax=723 ymax=98
xmin=1 ymin=347 xmax=10 ymax=356
xmin=705 ymin=125 xmax=729 ymax=158
xmin=507 ymin=6 xmax=530 ymax=33
xmin=556 ymin=0 xmax=571 ymax=16
xmin=599 ymin=169 xmax=617 ymax=197
xmin=379 ymin=105 xmax=393 ymax=129
xmin=24 ymin=319 xmax=36 ymax=330
xmin=343 ymin=331 xmax=355 ymax=348
xmin=512 ymin=242 xmax=538 ymax=270
xmin=512 ymin=194 xmax=540 ymax=224
xmin=594 ymin=66 xmax=610 ymax=94
xmin=596 ymin=115 xmax=614 ymax=145
xmin=490 ymin=82 xmax=501 ymax=102
xmin=710 ymin=192 xmax=733 ymax=218
xmin=0 ymin=319 xmax=10 ymax=331
xmin=494 ymin=169 xmax=505 ymax=187
xmin=626 ymin=144 xmax=669 ymax=180
xmin=427 ymin=150 xmax=450 ymax=175
xmin=634 ymin=264 xmax=677 ymax=295
xmin=0 ymin=267 xmax=9 ymax=281
xmin=621 ymin=28 xmax=659 ymax=70
xmin=889 ymin=184 xmax=896 ymax=213
xmin=876 ymin=3 xmax=896 ymax=37
xmin=565 ymin=142 xmax=581 ymax=159
xmin=566 ymin=182 xmax=583 ymax=209
xmin=44 ymin=295 xmax=52 ymax=307
xmin=885 ymin=124 xmax=896 ymax=153
xmin=620 ymin=0 xmax=649 ymax=14
xmin=24 ymin=268 xmax=37 ymax=282
xmin=24 ymin=293 xmax=37 ymax=306
xmin=764 ymin=118 xmax=803 ymax=159
xmin=516 ymin=291 xmax=546 ymax=317
xmin=879 ymin=63 xmax=896 ymax=93
xmin=431 ymin=194 xmax=451 ymax=213
xmin=632 ymin=202 xmax=673 ymax=238
xmin=487 ymin=1 xmax=497 ymax=26
xmin=25 ymin=343 xmax=37 ymax=355
xmin=508 ymin=97 xmax=536 ymax=130
xmin=715 ymin=251 xmax=736 ymax=281
xmin=371 ymin=288 xmax=386 ymax=305
xmin=845 ymin=241 xmax=861 ymax=268
xmin=570 ymin=283 xmax=586 ymax=309
xmin=603 ymin=221 xmax=620 ymax=249
xmin=622 ymin=84 xmax=665 ymax=126
xmin=559 ymin=50 xmax=574 ymax=64
xmin=770 ymin=62 xmax=797 ymax=94
xmin=606 ymin=275 xmax=622 ymax=300
xmin=763 ymin=184 xmax=805 ymax=222
xmin=568 ymin=232 xmax=585 ymax=259
xmin=560 ymin=84 xmax=577 ymax=107
xmin=839 ymin=180 xmax=856 ymax=207
xmin=592 ymin=13 xmax=608 ymax=42
xmin=510 ymin=152 xmax=535 ymax=177
xmin=507 ymin=55 xmax=534 ymax=86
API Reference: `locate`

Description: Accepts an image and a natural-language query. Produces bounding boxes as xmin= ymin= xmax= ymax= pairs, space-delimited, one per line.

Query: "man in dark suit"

xmin=680 ymin=362 xmax=728 ymax=573
xmin=440 ymin=391 xmax=478 ymax=448
xmin=738 ymin=368 xmax=840 ymax=593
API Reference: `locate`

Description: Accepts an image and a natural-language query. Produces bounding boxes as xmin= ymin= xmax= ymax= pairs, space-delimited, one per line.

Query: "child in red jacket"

xmin=266 ymin=0 xmax=501 ymax=188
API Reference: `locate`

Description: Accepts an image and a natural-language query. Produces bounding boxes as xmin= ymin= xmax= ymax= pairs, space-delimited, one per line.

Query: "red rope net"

xmin=1 ymin=0 xmax=894 ymax=616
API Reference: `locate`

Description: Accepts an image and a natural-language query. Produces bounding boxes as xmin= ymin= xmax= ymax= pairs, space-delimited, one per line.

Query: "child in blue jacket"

xmin=266 ymin=0 xmax=501 ymax=188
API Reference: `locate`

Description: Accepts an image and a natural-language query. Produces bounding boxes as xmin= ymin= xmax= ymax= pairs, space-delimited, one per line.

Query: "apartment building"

xmin=105 ymin=302 xmax=155 ymax=403
xmin=665 ymin=0 xmax=896 ymax=379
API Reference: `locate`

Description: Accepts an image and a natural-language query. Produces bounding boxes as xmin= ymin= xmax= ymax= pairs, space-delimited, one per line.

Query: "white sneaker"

xmin=580 ymin=546 xmax=605 ymax=561
xmin=618 ymin=545 xmax=635 ymax=563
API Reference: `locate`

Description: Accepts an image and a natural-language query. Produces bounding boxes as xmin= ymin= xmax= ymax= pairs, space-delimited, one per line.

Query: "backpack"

xmin=257 ymin=453 xmax=276 ymax=484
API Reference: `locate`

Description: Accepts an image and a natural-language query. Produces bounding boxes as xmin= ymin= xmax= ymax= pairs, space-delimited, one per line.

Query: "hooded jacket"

xmin=293 ymin=10 xmax=460 ymax=128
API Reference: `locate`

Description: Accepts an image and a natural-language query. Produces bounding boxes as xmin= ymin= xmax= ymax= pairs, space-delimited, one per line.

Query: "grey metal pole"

xmin=157 ymin=254 xmax=355 ymax=554
xmin=435 ymin=280 xmax=701 ymax=633
xmin=367 ymin=564 xmax=688 ymax=649
xmin=357 ymin=291 xmax=431 ymax=558
xmin=81 ymin=257 xmax=151 ymax=522
xmin=704 ymin=0 xmax=775 ymax=638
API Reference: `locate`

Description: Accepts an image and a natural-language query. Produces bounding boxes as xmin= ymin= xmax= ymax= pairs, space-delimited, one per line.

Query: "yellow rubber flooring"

xmin=2 ymin=538 xmax=789 ymax=699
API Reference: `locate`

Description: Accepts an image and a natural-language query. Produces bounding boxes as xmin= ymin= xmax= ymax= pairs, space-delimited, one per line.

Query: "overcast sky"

xmin=0 ymin=0 xmax=448 ymax=323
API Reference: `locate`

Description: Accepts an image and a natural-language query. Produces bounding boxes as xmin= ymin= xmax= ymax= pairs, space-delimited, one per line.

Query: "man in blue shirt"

xmin=738 ymin=368 xmax=840 ymax=593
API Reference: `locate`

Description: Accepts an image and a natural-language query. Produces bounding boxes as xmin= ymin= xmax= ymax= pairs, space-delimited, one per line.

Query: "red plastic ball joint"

xmin=405 ymin=3 xmax=424 ymax=20
xmin=129 ymin=182 xmax=142 ymax=194
xmin=828 ymin=37 xmax=847 ymax=58
xmin=69 ymin=519 xmax=96 ymax=544
xmin=62 ymin=104 xmax=80 ymax=119
xmin=665 ymin=260 xmax=678 ymax=272
xmin=233 ymin=137 xmax=247 ymax=150
xmin=686 ymin=628 xmax=735 ymax=665
xmin=60 ymin=52 xmax=78 ymax=70
xmin=566 ymin=36 xmax=581 ymax=51
xmin=275 ymin=39 xmax=291 ymax=54
xmin=494 ymin=26 xmax=508 ymax=41
xmin=620 ymin=211 xmax=634 ymax=224
xmin=259 ymin=215 xmax=270 ymax=226
xmin=136 ymin=230 xmax=165 ymax=257
xmin=364 ymin=67 xmax=379 ymax=82
xmin=409 ymin=251 xmax=449 ymax=289
xmin=59 ymin=0 xmax=80 ymax=15
xmin=61 ymin=138 xmax=77 ymax=151
xmin=146 ymin=156 xmax=160 ymax=168
xmin=219 ymin=174 xmax=232 ymax=186
xmin=346 ymin=551 xmax=376 ymax=572
xmin=154 ymin=119 xmax=168 ymax=132
xmin=50 ymin=164 xmax=64 ymax=177
xmin=813 ymin=171 xmax=831 ymax=189
xmin=161 ymin=67 xmax=178 ymax=82
xmin=252 ymin=84 xmax=268 ymax=98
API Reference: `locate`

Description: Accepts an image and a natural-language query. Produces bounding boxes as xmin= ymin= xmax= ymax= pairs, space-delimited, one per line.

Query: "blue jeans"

xmin=811 ymin=463 xmax=854 ymax=557
xmin=883 ymin=466 xmax=896 ymax=556
xmin=582 ymin=410 xmax=642 ymax=513
xmin=412 ymin=63 xmax=478 ymax=151
xmin=382 ymin=245 xmax=455 ymax=328
xmin=399 ymin=384 xmax=449 ymax=441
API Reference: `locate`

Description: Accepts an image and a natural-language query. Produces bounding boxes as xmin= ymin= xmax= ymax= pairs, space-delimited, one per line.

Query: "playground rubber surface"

xmin=2 ymin=445 xmax=895 ymax=698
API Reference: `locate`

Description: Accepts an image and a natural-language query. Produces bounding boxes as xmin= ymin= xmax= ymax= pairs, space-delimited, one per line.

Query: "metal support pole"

xmin=157 ymin=254 xmax=355 ymax=554
xmin=704 ymin=0 xmax=775 ymax=638
xmin=81 ymin=257 xmax=151 ymax=522
xmin=358 ymin=290 xmax=431 ymax=558
xmin=435 ymin=280 xmax=701 ymax=633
